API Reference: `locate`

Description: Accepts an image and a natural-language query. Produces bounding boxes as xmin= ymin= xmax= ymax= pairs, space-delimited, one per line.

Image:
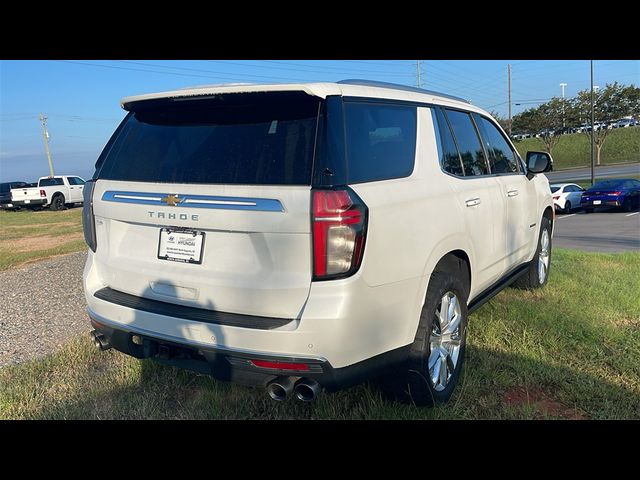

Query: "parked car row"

xmin=513 ymin=118 xmax=638 ymax=140
xmin=0 ymin=175 xmax=86 ymax=210
xmin=551 ymin=178 xmax=640 ymax=214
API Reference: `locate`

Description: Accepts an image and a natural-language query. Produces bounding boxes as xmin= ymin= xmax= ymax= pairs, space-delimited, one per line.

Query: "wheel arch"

xmin=543 ymin=205 xmax=554 ymax=235
xmin=407 ymin=239 xmax=473 ymax=347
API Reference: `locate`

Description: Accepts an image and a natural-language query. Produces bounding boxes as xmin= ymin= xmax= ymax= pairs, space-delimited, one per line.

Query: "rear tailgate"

xmin=89 ymin=91 xmax=321 ymax=320
xmin=11 ymin=187 xmax=42 ymax=202
xmin=91 ymin=181 xmax=312 ymax=318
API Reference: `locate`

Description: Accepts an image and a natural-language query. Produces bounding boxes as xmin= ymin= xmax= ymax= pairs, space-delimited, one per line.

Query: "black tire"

xmin=623 ymin=198 xmax=633 ymax=212
xmin=50 ymin=194 xmax=65 ymax=211
xmin=382 ymin=256 xmax=469 ymax=407
xmin=564 ymin=201 xmax=572 ymax=214
xmin=513 ymin=215 xmax=552 ymax=290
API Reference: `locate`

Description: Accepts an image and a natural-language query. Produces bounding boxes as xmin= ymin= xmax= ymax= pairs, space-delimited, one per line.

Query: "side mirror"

xmin=526 ymin=151 xmax=553 ymax=178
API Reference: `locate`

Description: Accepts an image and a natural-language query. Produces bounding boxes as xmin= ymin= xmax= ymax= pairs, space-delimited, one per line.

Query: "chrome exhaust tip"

xmin=90 ymin=330 xmax=111 ymax=351
xmin=266 ymin=376 xmax=295 ymax=401
xmin=294 ymin=378 xmax=322 ymax=402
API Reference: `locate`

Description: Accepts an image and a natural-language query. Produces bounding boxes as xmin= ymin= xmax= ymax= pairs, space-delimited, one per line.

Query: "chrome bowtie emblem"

xmin=161 ymin=194 xmax=183 ymax=206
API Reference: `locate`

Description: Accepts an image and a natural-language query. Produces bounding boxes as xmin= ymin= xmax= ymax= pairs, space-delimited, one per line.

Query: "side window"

xmin=68 ymin=177 xmax=85 ymax=185
xmin=474 ymin=115 xmax=520 ymax=174
xmin=344 ymin=102 xmax=417 ymax=183
xmin=433 ymin=108 xmax=464 ymax=176
xmin=444 ymin=109 xmax=489 ymax=176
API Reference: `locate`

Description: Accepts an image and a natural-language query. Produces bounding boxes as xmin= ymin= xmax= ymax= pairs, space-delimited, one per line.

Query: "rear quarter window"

xmin=344 ymin=102 xmax=417 ymax=183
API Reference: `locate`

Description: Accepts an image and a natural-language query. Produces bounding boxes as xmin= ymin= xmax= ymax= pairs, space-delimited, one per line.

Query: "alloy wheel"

xmin=428 ymin=291 xmax=463 ymax=391
xmin=538 ymin=228 xmax=550 ymax=284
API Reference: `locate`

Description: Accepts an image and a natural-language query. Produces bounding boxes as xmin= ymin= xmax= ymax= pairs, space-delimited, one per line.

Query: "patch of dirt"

xmin=4 ymin=221 xmax=77 ymax=230
xmin=616 ymin=317 xmax=640 ymax=328
xmin=0 ymin=232 xmax=84 ymax=253
xmin=502 ymin=386 xmax=589 ymax=420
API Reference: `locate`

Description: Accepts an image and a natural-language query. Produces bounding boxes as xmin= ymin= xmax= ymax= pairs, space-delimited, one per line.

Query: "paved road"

xmin=553 ymin=208 xmax=640 ymax=252
xmin=547 ymin=163 xmax=639 ymax=183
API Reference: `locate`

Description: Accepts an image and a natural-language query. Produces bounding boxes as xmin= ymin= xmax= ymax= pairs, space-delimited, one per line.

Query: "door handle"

xmin=465 ymin=198 xmax=481 ymax=207
xmin=507 ymin=190 xmax=519 ymax=197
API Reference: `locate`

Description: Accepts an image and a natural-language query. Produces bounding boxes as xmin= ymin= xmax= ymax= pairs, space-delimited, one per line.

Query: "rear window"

xmin=98 ymin=92 xmax=321 ymax=185
xmin=551 ymin=186 xmax=561 ymax=193
xmin=39 ymin=178 xmax=64 ymax=186
xmin=344 ymin=102 xmax=417 ymax=183
xmin=588 ymin=180 xmax=624 ymax=191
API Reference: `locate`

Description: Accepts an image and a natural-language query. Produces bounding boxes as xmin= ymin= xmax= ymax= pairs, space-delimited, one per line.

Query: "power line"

xmin=54 ymin=60 xmax=306 ymax=83
xmin=204 ymin=60 xmax=414 ymax=77
xmin=114 ymin=60 xmax=314 ymax=82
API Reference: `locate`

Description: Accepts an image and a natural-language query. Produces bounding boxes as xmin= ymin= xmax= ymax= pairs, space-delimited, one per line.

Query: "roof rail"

xmin=338 ymin=79 xmax=471 ymax=104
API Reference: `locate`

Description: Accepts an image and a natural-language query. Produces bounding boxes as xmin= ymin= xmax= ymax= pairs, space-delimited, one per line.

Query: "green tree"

xmin=534 ymin=98 xmax=566 ymax=155
xmin=512 ymin=107 xmax=538 ymax=135
xmin=575 ymin=82 xmax=640 ymax=165
xmin=512 ymin=99 xmax=565 ymax=155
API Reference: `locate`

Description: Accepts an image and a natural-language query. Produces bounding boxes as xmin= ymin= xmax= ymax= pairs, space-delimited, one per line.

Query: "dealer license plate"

xmin=157 ymin=228 xmax=204 ymax=264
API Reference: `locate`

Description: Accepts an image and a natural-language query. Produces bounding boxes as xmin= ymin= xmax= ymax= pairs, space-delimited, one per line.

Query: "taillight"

xmin=312 ymin=188 xmax=367 ymax=280
xmin=82 ymin=180 xmax=97 ymax=252
xmin=40 ymin=189 xmax=46 ymax=197
xmin=608 ymin=191 xmax=622 ymax=196
xmin=552 ymin=195 xmax=560 ymax=200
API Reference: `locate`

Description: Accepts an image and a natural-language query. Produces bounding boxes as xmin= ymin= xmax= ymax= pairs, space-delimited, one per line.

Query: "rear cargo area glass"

xmin=98 ymin=92 xmax=321 ymax=185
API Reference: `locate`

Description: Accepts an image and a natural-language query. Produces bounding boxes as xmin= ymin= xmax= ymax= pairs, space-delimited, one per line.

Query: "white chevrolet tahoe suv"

xmin=83 ymin=80 xmax=553 ymax=406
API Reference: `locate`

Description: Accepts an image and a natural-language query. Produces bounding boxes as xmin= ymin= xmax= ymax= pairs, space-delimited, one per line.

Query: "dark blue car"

xmin=580 ymin=178 xmax=640 ymax=213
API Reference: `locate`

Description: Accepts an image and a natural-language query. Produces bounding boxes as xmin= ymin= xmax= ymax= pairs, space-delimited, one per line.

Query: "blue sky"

xmin=1 ymin=59 xmax=638 ymax=182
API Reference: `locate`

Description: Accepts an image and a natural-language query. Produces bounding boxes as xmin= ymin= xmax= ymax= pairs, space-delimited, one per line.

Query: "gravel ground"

xmin=0 ymin=251 xmax=88 ymax=367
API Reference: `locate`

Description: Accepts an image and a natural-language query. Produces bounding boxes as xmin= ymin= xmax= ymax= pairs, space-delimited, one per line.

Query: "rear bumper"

xmin=84 ymin=250 xmax=423 ymax=374
xmin=6 ymin=199 xmax=46 ymax=207
xmin=88 ymin=315 xmax=409 ymax=390
xmin=580 ymin=199 xmax=622 ymax=208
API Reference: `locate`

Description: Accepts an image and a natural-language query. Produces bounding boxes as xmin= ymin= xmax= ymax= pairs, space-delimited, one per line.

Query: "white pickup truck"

xmin=10 ymin=175 xmax=86 ymax=210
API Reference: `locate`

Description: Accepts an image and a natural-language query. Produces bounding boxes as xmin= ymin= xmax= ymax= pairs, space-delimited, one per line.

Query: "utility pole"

xmin=590 ymin=61 xmax=595 ymax=186
xmin=39 ymin=113 xmax=55 ymax=177
xmin=507 ymin=64 xmax=512 ymax=137
xmin=560 ymin=82 xmax=567 ymax=128
xmin=416 ymin=60 xmax=422 ymax=88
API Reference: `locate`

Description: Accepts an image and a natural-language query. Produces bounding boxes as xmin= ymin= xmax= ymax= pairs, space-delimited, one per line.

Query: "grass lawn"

xmin=515 ymin=126 xmax=640 ymax=170
xmin=1 ymin=248 xmax=638 ymax=420
xmin=0 ymin=207 xmax=85 ymax=271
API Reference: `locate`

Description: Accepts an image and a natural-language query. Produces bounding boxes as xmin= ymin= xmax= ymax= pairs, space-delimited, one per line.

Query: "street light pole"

xmin=560 ymin=82 xmax=567 ymax=128
xmin=590 ymin=61 xmax=595 ymax=186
